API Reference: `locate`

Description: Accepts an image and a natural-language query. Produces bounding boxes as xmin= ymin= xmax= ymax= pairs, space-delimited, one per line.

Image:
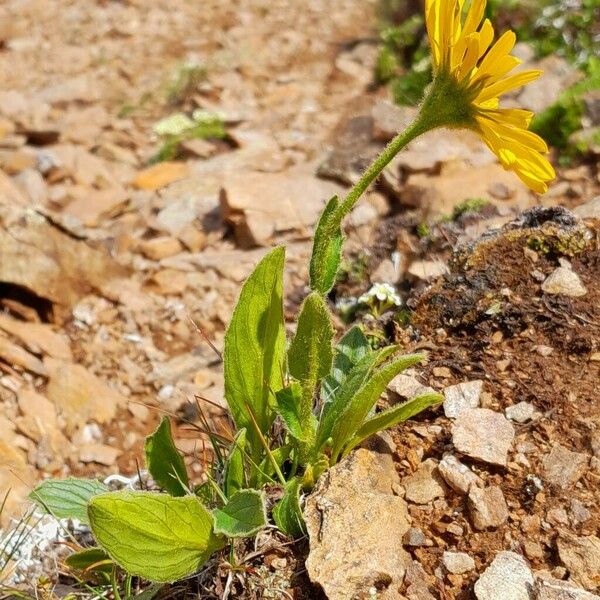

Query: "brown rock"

xmin=402 ymin=459 xmax=446 ymax=504
xmin=557 ymin=532 xmax=600 ymax=591
xmin=79 ymin=443 xmax=121 ymax=466
xmin=0 ymin=334 xmax=47 ymax=375
xmin=139 ymin=236 xmax=183 ymax=260
xmin=63 ymin=187 xmax=129 ymax=226
xmin=452 ymin=408 xmax=514 ymax=466
xmin=0 ymin=314 xmax=72 ymax=360
xmin=132 ymin=161 xmax=188 ymax=191
xmin=177 ymin=224 xmax=206 ymax=252
xmin=542 ymin=444 xmax=589 ymax=489
xmin=17 ymin=389 xmax=57 ymax=440
xmin=45 ymin=359 xmax=126 ymax=431
xmin=0 ymin=169 xmax=29 ymax=205
xmin=220 ymin=168 xmax=343 ymax=247
xmin=304 ymin=449 xmax=411 ymax=600
xmin=468 ymin=485 xmax=509 ymax=530
xmin=0 ymin=205 xmax=127 ymax=314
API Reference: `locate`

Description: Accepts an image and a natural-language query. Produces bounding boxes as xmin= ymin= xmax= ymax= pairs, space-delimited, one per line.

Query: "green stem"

xmin=337 ymin=114 xmax=434 ymax=219
xmin=111 ymin=566 xmax=123 ymax=600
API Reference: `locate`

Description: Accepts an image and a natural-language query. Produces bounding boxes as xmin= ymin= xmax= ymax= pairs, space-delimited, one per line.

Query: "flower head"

xmin=423 ymin=0 xmax=555 ymax=193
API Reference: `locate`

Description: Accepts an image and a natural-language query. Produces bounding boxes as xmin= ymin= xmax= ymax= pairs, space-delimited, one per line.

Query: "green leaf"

xmin=344 ymin=392 xmax=443 ymax=456
xmin=212 ymin=489 xmax=267 ymax=538
xmin=288 ymin=292 xmax=334 ymax=385
xmin=88 ymin=491 xmax=224 ymax=582
xmin=145 ymin=417 xmax=189 ymax=497
xmin=30 ymin=478 xmax=108 ymax=524
xmin=275 ymin=382 xmax=317 ymax=443
xmin=322 ymin=326 xmax=371 ymax=404
xmin=65 ymin=547 xmax=112 ymax=574
xmin=255 ymin=444 xmax=292 ymax=487
xmin=330 ymin=353 xmax=425 ymax=461
xmin=272 ymin=478 xmax=305 ymax=538
xmin=223 ymin=247 xmax=286 ymax=458
xmin=224 ymin=429 xmax=247 ymax=498
xmin=309 ymin=195 xmax=344 ymax=294
xmin=315 ymin=345 xmax=397 ymax=451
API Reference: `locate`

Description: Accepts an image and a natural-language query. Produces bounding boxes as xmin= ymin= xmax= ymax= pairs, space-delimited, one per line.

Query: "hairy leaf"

xmin=30 ymin=478 xmax=108 ymax=524
xmin=65 ymin=547 xmax=112 ymax=574
xmin=212 ymin=489 xmax=267 ymax=538
xmin=330 ymin=353 xmax=425 ymax=461
xmin=145 ymin=417 xmax=189 ymax=497
xmin=275 ymin=382 xmax=317 ymax=443
xmin=309 ymin=195 xmax=344 ymax=294
xmin=288 ymin=292 xmax=334 ymax=385
xmin=224 ymin=429 xmax=247 ymax=498
xmin=344 ymin=392 xmax=442 ymax=456
xmin=322 ymin=326 xmax=370 ymax=404
xmin=315 ymin=345 xmax=397 ymax=451
xmin=223 ymin=247 xmax=286 ymax=458
xmin=88 ymin=492 xmax=224 ymax=582
xmin=272 ymin=478 xmax=305 ymax=538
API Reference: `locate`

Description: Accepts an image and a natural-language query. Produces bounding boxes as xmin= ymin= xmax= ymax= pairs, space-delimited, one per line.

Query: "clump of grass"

xmin=166 ymin=62 xmax=207 ymax=106
xmin=151 ymin=110 xmax=227 ymax=163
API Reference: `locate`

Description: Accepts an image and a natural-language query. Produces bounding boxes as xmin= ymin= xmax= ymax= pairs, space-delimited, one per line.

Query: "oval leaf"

xmin=212 ymin=489 xmax=267 ymax=538
xmin=145 ymin=417 xmax=189 ymax=497
xmin=223 ymin=246 xmax=286 ymax=459
xmin=309 ymin=195 xmax=344 ymax=294
xmin=65 ymin=547 xmax=112 ymax=575
xmin=223 ymin=429 xmax=247 ymax=498
xmin=30 ymin=478 xmax=108 ymax=524
xmin=272 ymin=478 xmax=305 ymax=538
xmin=88 ymin=491 xmax=224 ymax=582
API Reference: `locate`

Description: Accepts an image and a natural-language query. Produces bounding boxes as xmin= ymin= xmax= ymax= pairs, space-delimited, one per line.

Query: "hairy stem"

xmin=337 ymin=114 xmax=434 ymax=219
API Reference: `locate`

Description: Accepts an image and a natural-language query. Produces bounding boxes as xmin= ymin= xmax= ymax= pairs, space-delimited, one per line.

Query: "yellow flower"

xmin=423 ymin=0 xmax=555 ymax=193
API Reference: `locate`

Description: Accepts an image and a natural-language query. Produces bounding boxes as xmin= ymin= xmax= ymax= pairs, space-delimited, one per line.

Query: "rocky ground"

xmin=0 ymin=0 xmax=598 ymax=599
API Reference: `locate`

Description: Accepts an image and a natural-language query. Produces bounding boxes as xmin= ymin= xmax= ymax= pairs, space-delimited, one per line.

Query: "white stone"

xmin=443 ymin=380 xmax=483 ymax=418
xmin=443 ymin=551 xmax=475 ymax=574
xmin=474 ymin=551 xmax=534 ymax=600
xmin=505 ymin=401 xmax=536 ymax=423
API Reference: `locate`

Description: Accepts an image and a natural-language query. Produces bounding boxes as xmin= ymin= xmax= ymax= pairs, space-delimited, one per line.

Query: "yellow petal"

xmin=477 ymin=19 xmax=494 ymax=57
xmin=456 ymin=34 xmax=481 ymax=80
xmin=476 ymin=70 xmax=542 ymax=103
xmin=471 ymin=30 xmax=517 ymax=84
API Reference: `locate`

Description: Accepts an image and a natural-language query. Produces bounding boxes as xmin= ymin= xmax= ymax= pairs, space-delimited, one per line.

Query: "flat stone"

xmin=220 ymin=167 xmax=342 ymax=247
xmin=403 ymin=458 xmax=446 ymax=504
xmin=557 ymin=532 xmax=600 ymax=591
xmin=0 ymin=334 xmax=47 ymax=376
xmin=305 ymin=449 xmax=410 ymax=600
xmin=79 ymin=443 xmax=121 ymax=466
xmin=506 ymin=401 xmax=536 ymax=423
xmin=438 ymin=453 xmax=482 ymax=494
xmin=45 ymin=359 xmax=126 ymax=432
xmin=573 ymin=196 xmax=600 ymax=220
xmin=139 ymin=237 xmax=183 ymax=261
xmin=443 ymin=551 xmax=475 ymax=574
xmin=474 ymin=551 xmax=534 ymax=600
xmin=535 ymin=574 xmax=600 ymax=599
xmin=0 ymin=314 xmax=72 ymax=360
xmin=443 ymin=380 xmax=483 ymax=418
xmin=542 ymin=266 xmax=587 ymax=297
xmin=132 ymin=161 xmax=189 ymax=191
xmin=407 ymin=259 xmax=449 ymax=281
xmin=468 ymin=485 xmax=509 ymax=530
xmin=542 ymin=444 xmax=589 ymax=489
xmin=452 ymin=408 xmax=514 ymax=466
xmin=387 ymin=374 xmax=436 ymax=401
